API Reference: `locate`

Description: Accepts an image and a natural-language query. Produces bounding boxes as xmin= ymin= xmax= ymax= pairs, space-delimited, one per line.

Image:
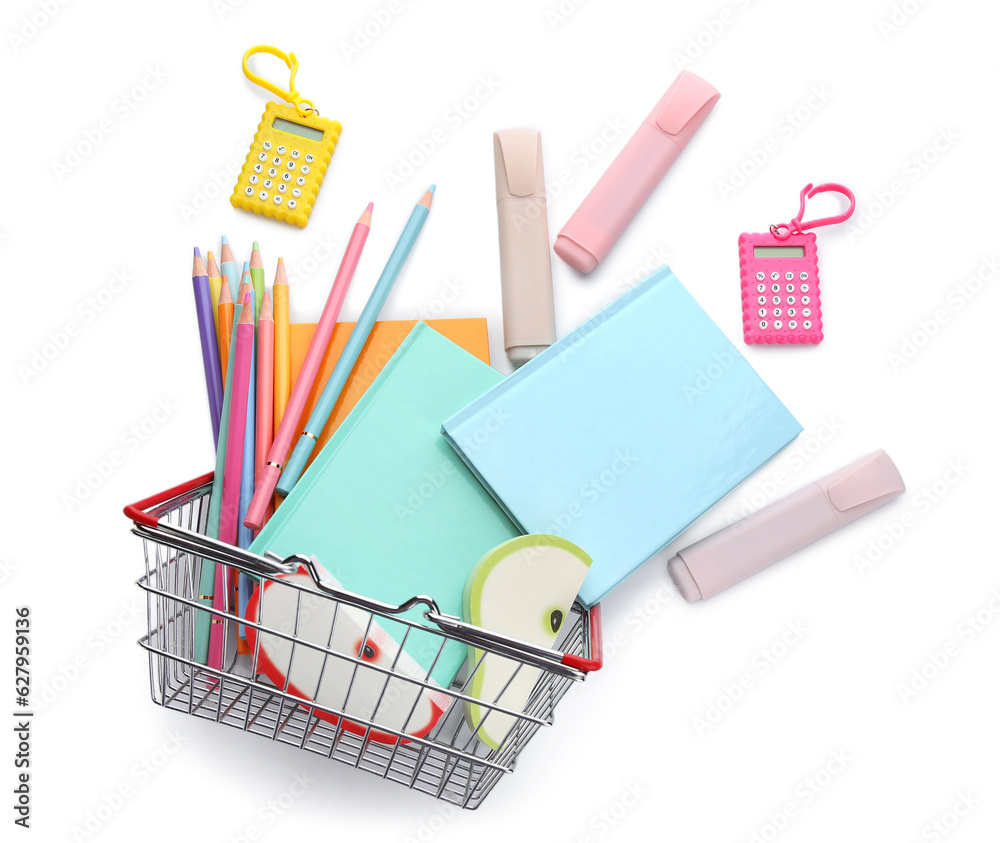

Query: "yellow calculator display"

xmin=231 ymin=102 xmax=341 ymax=228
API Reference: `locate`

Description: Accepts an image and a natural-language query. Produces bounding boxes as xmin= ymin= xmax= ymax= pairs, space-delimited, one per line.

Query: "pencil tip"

xmin=193 ymin=246 xmax=202 ymax=258
xmin=359 ymin=203 xmax=374 ymax=225
xmin=277 ymin=256 xmax=284 ymax=265
xmin=252 ymin=241 xmax=260 ymax=251
xmin=366 ymin=202 xmax=374 ymax=213
xmin=260 ymin=292 xmax=273 ymax=320
xmin=207 ymin=250 xmax=214 ymax=260
xmin=239 ymin=295 xmax=255 ymax=322
xmin=419 ymin=187 xmax=434 ymax=209
xmin=222 ymin=235 xmax=229 ymax=245
xmin=429 ymin=184 xmax=436 ymax=194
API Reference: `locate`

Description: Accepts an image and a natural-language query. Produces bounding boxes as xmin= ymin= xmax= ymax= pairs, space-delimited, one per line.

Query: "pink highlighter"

xmin=668 ymin=451 xmax=906 ymax=602
xmin=554 ymin=71 xmax=720 ymax=273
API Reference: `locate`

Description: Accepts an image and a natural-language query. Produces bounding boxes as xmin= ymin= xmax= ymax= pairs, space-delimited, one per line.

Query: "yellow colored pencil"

xmin=207 ymin=250 xmax=224 ymax=348
xmin=273 ymin=257 xmax=291 ymax=436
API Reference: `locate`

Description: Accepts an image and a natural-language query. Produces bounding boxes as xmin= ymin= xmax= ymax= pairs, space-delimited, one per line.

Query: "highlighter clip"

xmin=771 ymin=182 xmax=855 ymax=240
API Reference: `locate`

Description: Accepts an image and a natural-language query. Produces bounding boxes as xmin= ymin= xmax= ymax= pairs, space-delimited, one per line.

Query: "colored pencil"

xmin=250 ymin=241 xmax=265 ymax=321
xmin=217 ymin=282 xmax=234 ymax=384
xmin=281 ymin=187 xmax=435 ymax=492
xmin=194 ymin=281 xmax=251 ymax=664
xmin=273 ymin=258 xmax=291 ymax=437
xmin=220 ymin=235 xmax=239 ymax=297
xmin=193 ymin=247 xmax=224 ymax=446
xmin=208 ymin=293 xmax=254 ymax=672
xmin=256 ymin=292 xmax=275 ymax=524
xmin=237 ymin=288 xmax=257 ymax=641
xmin=244 ymin=203 xmax=374 ymax=529
xmin=207 ymin=250 xmax=224 ymax=348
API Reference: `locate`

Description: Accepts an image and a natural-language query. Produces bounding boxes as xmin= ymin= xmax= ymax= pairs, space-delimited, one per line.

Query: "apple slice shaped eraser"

xmin=463 ymin=534 xmax=592 ymax=750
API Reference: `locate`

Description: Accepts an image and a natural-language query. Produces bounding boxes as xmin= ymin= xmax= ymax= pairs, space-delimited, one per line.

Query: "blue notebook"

xmin=250 ymin=322 xmax=520 ymax=688
xmin=442 ymin=268 xmax=802 ymax=607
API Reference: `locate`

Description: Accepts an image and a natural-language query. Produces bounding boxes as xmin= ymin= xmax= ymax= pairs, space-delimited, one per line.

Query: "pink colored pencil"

xmin=208 ymin=294 xmax=255 ymax=672
xmin=255 ymin=292 xmax=275 ymax=526
xmin=243 ymin=203 xmax=373 ymax=530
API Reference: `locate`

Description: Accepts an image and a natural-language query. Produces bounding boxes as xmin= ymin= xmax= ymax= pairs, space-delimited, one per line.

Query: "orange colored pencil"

xmin=217 ymin=282 xmax=234 ymax=384
xmin=256 ymin=292 xmax=275 ymax=525
xmin=272 ymin=258 xmax=291 ymax=436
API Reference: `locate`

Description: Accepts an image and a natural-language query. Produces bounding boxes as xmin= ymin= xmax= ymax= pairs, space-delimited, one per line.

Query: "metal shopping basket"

xmin=124 ymin=473 xmax=602 ymax=809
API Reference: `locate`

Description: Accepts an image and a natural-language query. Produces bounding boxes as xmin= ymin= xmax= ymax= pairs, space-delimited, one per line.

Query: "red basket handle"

xmin=123 ymin=472 xmax=214 ymax=527
xmin=561 ymin=603 xmax=603 ymax=673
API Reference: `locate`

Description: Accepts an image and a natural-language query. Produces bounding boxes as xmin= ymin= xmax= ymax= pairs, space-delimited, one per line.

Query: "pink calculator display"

xmin=739 ymin=231 xmax=822 ymax=344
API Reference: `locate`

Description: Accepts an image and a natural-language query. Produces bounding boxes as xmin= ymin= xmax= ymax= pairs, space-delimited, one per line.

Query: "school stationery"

xmin=740 ymin=182 xmax=855 ymax=344
xmin=494 ymin=130 xmax=556 ymax=367
xmin=272 ymin=258 xmax=291 ymax=436
xmin=220 ymin=236 xmax=239 ymax=297
xmin=209 ymin=294 xmax=255 ymax=670
xmin=217 ymin=282 xmax=234 ymax=383
xmin=669 ymin=450 xmax=904 ymax=601
xmin=237 ymin=287 xmax=257 ymax=639
xmin=285 ymin=317 xmax=489 ymax=476
xmin=231 ymin=46 xmax=342 ymax=228
xmin=192 ymin=247 xmax=223 ymax=445
xmin=255 ymin=293 xmax=274 ymax=526
xmin=249 ymin=322 xmax=521 ymax=688
xmin=206 ymin=250 xmax=224 ymax=346
xmin=464 ymin=535 xmax=591 ymax=749
xmin=249 ymin=241 xmax=265 ymax=320
xmin=554 ymin=71 xmax=719 ymax=273
xmin=244 ymin=560 xmax=452 ymax=743
xmin=279 ymin=187 xmax=436 ymax=495
xmin=195 ymin=282 xmax=251 ymax=664
xmin=443 ymin=266 xmax=802 ymax=607
xmin=244 ymin=204 xmax=373 ymax=530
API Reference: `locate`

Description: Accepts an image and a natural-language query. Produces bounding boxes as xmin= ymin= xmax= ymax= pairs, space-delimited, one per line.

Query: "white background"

xmin=2 ymin=0 xmax=998 ymax=839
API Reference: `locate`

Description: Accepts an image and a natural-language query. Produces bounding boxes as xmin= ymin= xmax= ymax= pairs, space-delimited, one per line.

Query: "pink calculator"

xmin=739 ymin=231 xmax=822 ymax=344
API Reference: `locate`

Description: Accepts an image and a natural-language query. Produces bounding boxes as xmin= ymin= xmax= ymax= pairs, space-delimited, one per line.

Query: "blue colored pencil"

xmin=277 ymin=186 xmax=435 ymax=495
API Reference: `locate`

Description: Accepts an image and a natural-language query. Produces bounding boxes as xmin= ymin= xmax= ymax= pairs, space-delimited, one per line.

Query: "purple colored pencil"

xmin=193 ymin=247 xmax=224 ymax=446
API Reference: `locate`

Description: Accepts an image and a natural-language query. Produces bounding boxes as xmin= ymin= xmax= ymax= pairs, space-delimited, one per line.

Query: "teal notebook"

xmin=250 ymin=322 xmax=519 ymax=688
xmin=443 ymin=267 xmax=802 ymax=607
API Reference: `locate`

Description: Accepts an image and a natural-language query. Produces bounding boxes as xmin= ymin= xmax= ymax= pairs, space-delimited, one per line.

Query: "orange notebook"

xmin=288 ymin=318 xmax=490 ymax=473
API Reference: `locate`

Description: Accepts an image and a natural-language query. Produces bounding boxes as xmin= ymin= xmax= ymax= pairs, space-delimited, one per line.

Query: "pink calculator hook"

xmin=771 ymin=183 xmax=855 ymax=240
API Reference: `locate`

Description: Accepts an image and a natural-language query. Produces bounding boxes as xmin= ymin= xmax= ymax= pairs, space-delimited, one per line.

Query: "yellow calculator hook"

xmin=241 ymin=45 xmax=318 ymax=118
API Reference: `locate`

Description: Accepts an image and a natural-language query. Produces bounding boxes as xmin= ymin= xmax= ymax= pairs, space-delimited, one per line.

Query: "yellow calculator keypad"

xmin=231 ymin=102 xmax=341 ymax=228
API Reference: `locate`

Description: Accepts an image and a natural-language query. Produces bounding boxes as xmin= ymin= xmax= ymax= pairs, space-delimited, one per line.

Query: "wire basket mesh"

xmin=127 ymin=474 xmax=601 ymax=808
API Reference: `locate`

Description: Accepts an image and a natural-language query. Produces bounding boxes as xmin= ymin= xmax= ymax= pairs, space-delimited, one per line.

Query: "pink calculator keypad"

xmin=739 ymin=231 xmax=823 ymax=345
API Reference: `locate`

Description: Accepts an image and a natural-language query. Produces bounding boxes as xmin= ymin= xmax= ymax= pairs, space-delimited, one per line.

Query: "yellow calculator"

xmin=230 ymin=47 xmax=342 ymax=228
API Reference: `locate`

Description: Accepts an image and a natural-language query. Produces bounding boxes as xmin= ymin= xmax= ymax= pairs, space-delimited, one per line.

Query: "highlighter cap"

xmin=643 ymin=70 xmax=720 ymax=151
xmin=816 ymin=449 xmax=906 ymax=527
xmin=494 ymin=130 xmax=546 ymax=202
